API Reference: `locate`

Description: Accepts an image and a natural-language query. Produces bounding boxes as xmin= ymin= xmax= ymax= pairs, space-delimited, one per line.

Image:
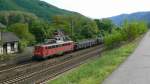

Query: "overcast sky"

xmin=42 ymin=0 xmax=150 ymax=19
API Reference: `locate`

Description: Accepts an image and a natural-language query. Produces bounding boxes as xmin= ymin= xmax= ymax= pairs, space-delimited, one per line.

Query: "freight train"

xmin=33 ymin=30 xmax=103 ymax=59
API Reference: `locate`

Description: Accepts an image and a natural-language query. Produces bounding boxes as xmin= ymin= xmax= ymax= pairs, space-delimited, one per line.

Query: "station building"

xmin=0 ymin=22 xmax=20 ymax=54
xmin=0 ymin=32 xmax=20 ymax=54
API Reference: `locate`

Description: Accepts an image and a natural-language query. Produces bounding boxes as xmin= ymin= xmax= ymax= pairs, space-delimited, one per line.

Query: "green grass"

xmin=0 ymin=54 xmax=16 ymax=61
xmin=48 ymin=39 xmax=140 ymax=84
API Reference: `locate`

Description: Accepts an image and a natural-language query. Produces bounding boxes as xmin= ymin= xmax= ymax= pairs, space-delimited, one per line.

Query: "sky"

xmin=42 ymin=0 xmax=150 ymax=19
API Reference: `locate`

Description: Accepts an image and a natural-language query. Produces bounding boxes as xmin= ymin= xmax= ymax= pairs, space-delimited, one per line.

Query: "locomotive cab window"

xmin=67 ymin=43 xmax=71 ymax=45
xmin=62 ymin=44 xmax=65 ymax=46
xmin=58 ymin=44 xmax=62 ymax=47
xmin=48 ymin=46 xmax=52 ymax=49
xmin=52 ymin=45 xmax=55 ymax=48
xmin=35 ymin=46 xmax=40 ymax=50
xmin=64 ymin=43 xmax=68 ymax=46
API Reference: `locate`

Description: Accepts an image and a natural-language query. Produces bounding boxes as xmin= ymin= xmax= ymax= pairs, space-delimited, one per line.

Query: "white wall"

xmin=14 ymin=42 xmax=18 ymax=52
xmin=2 ymin=42 xmax=19 ymax=54
xmin=7 ymin=43 xmax=12 ymax=53
xmin=0 ymin=46 xmax=3 ymax=54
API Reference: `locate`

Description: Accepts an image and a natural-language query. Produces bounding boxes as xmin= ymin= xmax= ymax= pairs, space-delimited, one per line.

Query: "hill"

xmin=109 ymin=11 xmax=150 ymax=25
xmin=0 ymin=11 xmax=40 ymax=26
xmin=0 ymin=0 xmax=79 ymax=21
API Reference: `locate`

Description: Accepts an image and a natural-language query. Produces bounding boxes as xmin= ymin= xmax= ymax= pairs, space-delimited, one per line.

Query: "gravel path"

xmin=103 ymin=31 xmax=150 ymax=84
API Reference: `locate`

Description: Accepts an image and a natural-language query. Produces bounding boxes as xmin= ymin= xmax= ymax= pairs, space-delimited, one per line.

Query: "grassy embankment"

xmin=0 ymin=54 xmax=16 ymax=62
xmin=49 ymin=37 xmax=141 ymax=84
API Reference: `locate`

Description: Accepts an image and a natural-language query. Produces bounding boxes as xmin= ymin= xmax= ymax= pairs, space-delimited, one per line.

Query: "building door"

xmin=3 ymin=43 xmax=7 ymax=54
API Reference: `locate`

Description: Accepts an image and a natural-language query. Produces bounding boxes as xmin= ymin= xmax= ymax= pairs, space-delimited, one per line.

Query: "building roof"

xmin=1 ymin=32 xmax=19 ymax=43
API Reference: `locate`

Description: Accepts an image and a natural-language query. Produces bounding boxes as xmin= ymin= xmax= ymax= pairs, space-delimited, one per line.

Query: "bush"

xmin=122 ymin=22 xmax=138 ymax=40
xmin=122 ymin=21 xmax=148 ymax=40
xmin=137 ymin=21 xmax=148 ymax=34
xmin=0 ymin=54 xmax=15 ymax=61
xmin=104 ymin=30 xmax=123 ymax=48
xmin=19 ymin=39 xmax=28 ymax=52
xmin=104 ymin=21 xmax=148 ymax=48
xmin=9 ymin=23 xmax=35 ymax=45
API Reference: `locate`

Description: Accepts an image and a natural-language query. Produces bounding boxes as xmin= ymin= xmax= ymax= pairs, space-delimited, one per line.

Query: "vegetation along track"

xmin=0 ymin=45 xmax=103 ymax=84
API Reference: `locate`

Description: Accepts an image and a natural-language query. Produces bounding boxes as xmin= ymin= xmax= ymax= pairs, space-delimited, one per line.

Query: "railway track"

xmin=38 ymin=46 xmax=104 ymax=84
xmin=0 ymin=45 xmax=104 ymax=84
xmin=0 ymin=45 xmax=99 ymax=77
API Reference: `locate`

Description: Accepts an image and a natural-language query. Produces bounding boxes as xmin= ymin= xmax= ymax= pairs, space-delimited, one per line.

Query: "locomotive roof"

xmin=36 ymin=41 xmax=74 ymax=47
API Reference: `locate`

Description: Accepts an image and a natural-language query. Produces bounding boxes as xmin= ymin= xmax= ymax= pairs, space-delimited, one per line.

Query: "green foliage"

xmin=18 ymin=39 xmax=28 ymax=52
xmin=104 ymin=21 xmax=148 ymax=48
xmin=8 ymin=23 xmax=35 ymax=45
xmin=0 ymin=11 xmax=39 ymax=26
xmin=49 ymin=38 xmax=139 ymax=84
xmin=122 ymin=21 xmax=148 ymax=40
xmin=0 ymin=53 xmax=16 ymax=61
xmin=94 ymin=18 xmax=114 ymax=33
xmin=51 ymin=15 xmax=100 ymax=41
xmin=29 ymin=21 xmax=54 ymax=43
xmin=138 ymin=21 xmax=148 ymax=34
xmin=104 ymin=29 xmax=123 ymax=48
xmin=51 ymin=15 xmax=71 ymax=35
xmin=81 ymin=20 xmax=99 ymax=39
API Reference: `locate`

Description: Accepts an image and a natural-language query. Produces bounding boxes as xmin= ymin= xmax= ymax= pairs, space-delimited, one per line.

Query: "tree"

xmin=122 ymin=20 xmax=148 ymax=40
xmin=94 ymin=18 xmax=114 ymax=34
xmin=51 ymin=15 xmax=100 ymax=41
xmin=81 ymin=20 xmax=99 ymax=38
xmin=0 ymin=11 xmax=39 ymax=26
xmin=9 ymin=23 xmax=35 ymax=45
xmin=29 ymin=21 xmax=54 ymax=43
xmin=51 ymin=15 xmax=71 ymax=35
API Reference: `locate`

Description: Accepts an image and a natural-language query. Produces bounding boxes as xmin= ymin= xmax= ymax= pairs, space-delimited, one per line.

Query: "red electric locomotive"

xmin=33 ymin=30 xmax=74 ymax=59
xmin=33 ymin=41 xmax=74 ymax=59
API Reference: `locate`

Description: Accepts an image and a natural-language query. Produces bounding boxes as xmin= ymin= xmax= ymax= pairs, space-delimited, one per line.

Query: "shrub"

xmin=104 ymin=21 xmax=148 ymax=48
xmin=19 ymin=39 xmax=28 ymax=52
xmin=104 ymin=30 xmax=123 ymax=48
xmin=137 ymin=21 xmax=148 ymax=34
xmin=0 ymin=54 xmax=15 ymax=61
xmin=122 ymin=21 xmax=148 ymax=40
xmin=9 ymin=23 xmax=35 ymax=45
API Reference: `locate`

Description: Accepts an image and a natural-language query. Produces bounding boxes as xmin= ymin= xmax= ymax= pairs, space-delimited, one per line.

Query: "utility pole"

xmin=0 ymin=28 xmax=2 ymax=54
xmin=71 ymin=19 xmax=74 ymax=39
xmin=0 ymin=29 xmax=1 ymax=41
